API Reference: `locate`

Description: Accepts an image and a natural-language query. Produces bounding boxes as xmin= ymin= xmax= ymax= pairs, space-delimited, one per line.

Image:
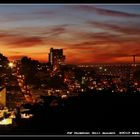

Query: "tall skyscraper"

xmin=48 ymin=48 xmax=65 ymax=65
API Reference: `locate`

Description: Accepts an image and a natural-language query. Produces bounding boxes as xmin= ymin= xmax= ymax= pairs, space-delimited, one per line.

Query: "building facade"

xmin=48 ymin=48 xmax=65 ymax=65
xmin=0 ymin=87 xmax=6 ymax=107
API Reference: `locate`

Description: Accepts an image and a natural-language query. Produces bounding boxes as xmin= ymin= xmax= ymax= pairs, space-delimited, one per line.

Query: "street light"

xmin=8 ymin=62 xmax=14 ymax=68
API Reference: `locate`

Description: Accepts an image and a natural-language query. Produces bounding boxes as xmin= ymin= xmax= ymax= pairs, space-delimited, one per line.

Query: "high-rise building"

xmin=48 ymin=48 xmax=65 ymax=65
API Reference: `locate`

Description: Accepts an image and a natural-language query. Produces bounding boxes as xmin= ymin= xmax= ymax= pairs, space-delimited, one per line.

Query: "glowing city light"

xmin=61 ymin=95 xmax=67 ymax=99
xmin=21 ymin=113 xmax=33 ymax=119
xmin=0 ymin=118 xmax=12 ymax=125
xmin=134 ymin=82 xmax=138 ymax=86
xmin=8 ymin=62 xmax=14 ymax=68
xmin=99 ymin=66 xmax=102 ymax=70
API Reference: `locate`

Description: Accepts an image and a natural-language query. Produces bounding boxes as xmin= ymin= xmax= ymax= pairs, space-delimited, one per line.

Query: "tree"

xmin=0 ymin=53 xmax=9 ymax=74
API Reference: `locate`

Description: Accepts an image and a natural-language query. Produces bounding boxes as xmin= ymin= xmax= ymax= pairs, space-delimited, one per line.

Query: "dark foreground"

xmin=0 ymin=91 xmax=140 ymax=135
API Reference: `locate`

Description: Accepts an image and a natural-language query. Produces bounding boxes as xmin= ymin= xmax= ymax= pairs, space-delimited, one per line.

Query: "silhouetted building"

xmin=48 ymin=48 xmax=65 ymax=65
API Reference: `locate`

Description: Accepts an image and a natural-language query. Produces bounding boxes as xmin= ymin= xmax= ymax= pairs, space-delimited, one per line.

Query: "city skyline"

xmin=0 ymin=4 xmax=140 ymax=64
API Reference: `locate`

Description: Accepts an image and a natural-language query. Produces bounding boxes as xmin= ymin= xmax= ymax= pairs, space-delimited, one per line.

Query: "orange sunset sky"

xmin=0 ymin=4 xmax=140 ymax=64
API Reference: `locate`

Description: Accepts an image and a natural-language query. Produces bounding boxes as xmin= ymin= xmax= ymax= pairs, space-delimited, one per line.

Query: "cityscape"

xmin=0 ymin=4 xmax=140 ymax=135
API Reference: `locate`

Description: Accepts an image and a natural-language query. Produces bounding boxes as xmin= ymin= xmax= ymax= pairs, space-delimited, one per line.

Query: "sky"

xmin=0 ymin=4 xmax=140 ymax=64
